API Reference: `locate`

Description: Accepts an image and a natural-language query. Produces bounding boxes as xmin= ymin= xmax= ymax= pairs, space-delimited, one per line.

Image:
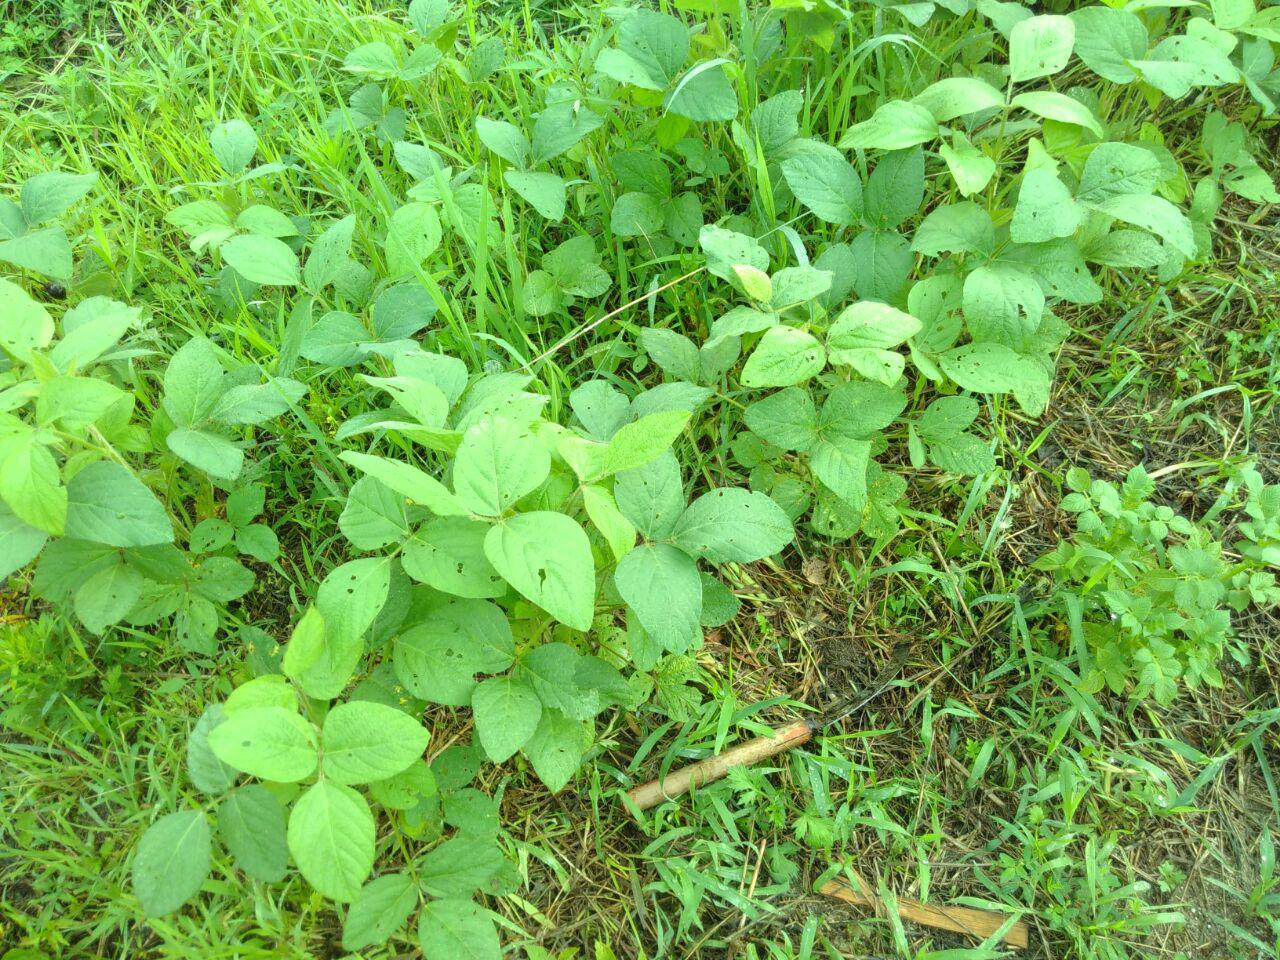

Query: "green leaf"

xmin=236 ymin=523 xmax=279 ymax=562
xmin=0 ymin=501 xmax=47 ymax=580
xmin=187 ymin=704 xmax=237 ymax=795
xmin=1093 ymin=193 xmax=1196 ymax=258
xmin=304 ymin=215 xmax=355 ymax=290
xmin=819 ymin=381 xmax=905 ymax=440
xmin=666 ymin=60 xmax=738 ymax=122
xmin=812 ymin=437 xmax=872 ymax=509
xmin=673 ymin=489 xmax=793 ymax=562
xmin=343 ymin=873 xmax=419 ymax=951
xmin=849 ymin=229 xmax=912 ymax=303
xmin=403 ymin=516 xmax=505 ymax=597
xmin=614 ymin=451 xmax=686 ymax=540
xmin=167 ymin=427 xmax=243 ymax=481
xmin=863 ymin=147 xmax=924 ymax=229
xmin=395 ymin=597 xmax=514 ymax=704
xmin=602 ymin=409 xmax=690 ymax=476
xmin=1133 ymin=35 xmax=1238 ymax=100
xmin=475 ymin=116 xmax=530 ymax=167
xmin=1012 ymin=91 xmax=1104 ymax=138
xmin=1077 ymin=143 xmax=1164 ymax=204
xmin=828 ymin=301 xmax=921 ymax=354
xmin=418 ymin=898 xmax=502 ymax=960
xmin=505 ymin=170 xmax=565 ymax=221
xmin=699 ymin=224 xmax=769 ymax=281
xmin=781 ymin=146 xmax=863 ymax=227
xmin=162 ymin=336 xmax=226 ymax=427
xmin=65 ymin=461 xmax=172 ymax=547
xmin=484 ymin=512 xmax=595 ymax=630
xmin=521 ymin=707 xmax=586 ymax=792
xmin=614 ymin=9 xmax=689 ymax=88
xmin=317 ymin=556 xmax=392 ymax=645
xmin=910 ymin=76 xmax=1003 ymax=122
xmin=1009 ymin=15 xmax=1075 ymax=82
xmin=287 ymin=781 xmax=376 ymax=902
xmin=340 ymin=451 xmax=468 ymax=517
xmin=611 ymin=192 xmax=665 ymax=237
xmin=20 ymin=171 xmax=97 ymax=223
xmin=209 ymin=119 xmax=257 ymax=175
xmin=217 ymin=784 xmax=288 ymax=882
xmin=962 ymin=265 xmax=1044 ymax=348
xmin=940 ymin=132 xmax=996 ymax=197
xmin=321 ymin=700 xmax=431 ymax=785
xmin=0 ymin=278 xmax=54 ymax=361
xmin=741 ymin=326 xmax=825 ymax=388
xmin=132 ymin=811 xmax=211 ymax=917
xmin=1069 ymin=6 xmax=1145 ymax=84
xmin=453 ymin=416 xmax=549 ymax=515
xmin=49 ymin=296 xmax=140 ymax=371
xmin=941 ymin=342 xmax=1050 ymax=396
xmin=282 ymin=606 xmax=326 ymax=678
xmin=615 ymin=542 xmax=702 ymax=651
xmin=419 ymin=834 xmax=505 ymax=897
xmin=912 ymin=202 xmax=995 ymax=257
xmin=1012 ymin=168 xmax=1081 ymax=243
xmin=74 ymin=562 xmax=144 ymax=634
xmin=0 ymin=225 xmax=74 ymax=279
xmin=744 ymin=387 xmax=818 ymax=452
xmin=220 ymin=235 xmax=299 ymax=286
xmin=472 ymin=674 xmax=543 ymax=763
xmin=0 ymin=430 xmax=66 ymax=535
xmin=208 ymin=705 xmax=319 ymax=782
xmin=386 ymin=202 xmax=442 ymax=276
xmin=640 ymin=327 xmax=700 ymax=382
xmin=531 ymin=101 xmax=604 ymax=165
xmin=837 ymin=100 xmax=938 ymax=151
xmin=582 ymin=484 xmax=637 ymax=561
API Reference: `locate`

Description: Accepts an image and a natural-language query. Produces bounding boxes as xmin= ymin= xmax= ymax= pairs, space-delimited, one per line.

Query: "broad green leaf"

xmin=418 ymin=898 xmax=502 ymax=960
xmin=849 ymin=229 xmax=913 ymax=303
xmin=1132 ymin=36 xmax=1238 ymax=99
xmin=217 ymin=784 xmax=288 ymax=882
xmin=386 ymin=202 xmax=442 ymax=276
xmin=614 ymin=451 xmax=686 ymax=540
xmin=344 ymin=41 xmax=399 ymax=76
xmin=744 ymin=387 xmax=818 ymax=452
xmin=453 ymin=416 xmax=549 ymax=515
xmin=0 ymin=225 xmax=74 ymax=279
xmin=941 ymin=342 xmax=1050 ymax=396
xmin=770 ymin=266 xmax=833 ymax=309
xmin=615 ymin=9 xmax=689 ymax=88
xmin=521 ymin=707 xmax=586 ymax=792
xmin=403 ymin=516 xmax=505 ymax=597
xmin=1077 ymin=143 xmax=1164 ymax=204
xmin=615 ymin=542 xmax=702 ymax=651
xmin=209 ymin=119 xmax=257 ymax=175
xmin=911 ymin=76 xmax=1003 ymax=122
xmin=37 ymin=375 xmax=126 ymax=430
xmin=640 ymin=327 xmax=700 ymax=382
xmin=64 ymin=461 xmax=172 ymax=547
xmin=419 ymin=834 xmax=505 ymax=897
xmin=741 ymin=326 xmax=825 ymax=388
xmin=611 ymin=191 xmax=665 ymax=237
xmin=322 ymin=700 xmax=431 ymax=785
xmin=812 ymin=438 xmax=872 ymax=509
xmin=939 ymin=132 xmax=996 ymax=197
xmin=602 ymin=409 xmax=690 ymax=476
xmin=828 ymin=302 xmax=921 ymax=355
xmin=1009 ymin=15 xmax=1075 ymax=82
xmin=282 ymin=606 xmax=326 ymax=678
xmin=208 ymin=706 xmax=318 ymax=782
xmin=818 ymin=380 xmax=906 ymax=440
xmin=505 ymin=170 xmax=565 ymax=221
xmin=74 ymin=562 xmax=144 ymax=634
xmin=1069 ymin=6 xmax=1146 ymax=84
xmin=0 ymin=278 xmax=54 ymax=361
xmin=49 ymin=296 xmax=140 ymax=371
xmin=0 ymin=430 xmax=66 ymax=534
xmin=699 ymin=224 xmax=769 ymax=281
xmin=167 ymin=427 xmax=243 ymax=481
xmin=531 ymin=102 xmax=604 ymax=165
xmin=287 ymin=781 xmax=375 ymax=902
xmin=162 ymin=336 xmax=226 ymax=427
xmin=187 ymin=704 xmax=237 ymax=795
xmin=340 ymin=451 xmax=468 ymax=516
xmin=340 ymin=477 xmax=409 ymax=550
xmin=474 ymin=116 xmax=529 ymax=166
xmin=343 ymin=873 xmax=419 ymax=951
xmin=781 ymin=147 xmax=863 ymax=227
xmin=666 ymin=60 xmax=738 ymax=122
xmin=837 ymin=100 xmax=938 ymax=151
xmin=224 ymin=675 xmax=296 ymax=714
xmin=1011 ymin=169 xmax=1081 ymax=243
xmin=484 ymin=512 xmax=595 ymax=630
xmin=132 ymin=811 xmax=211 ymax=917
xmin=220 ymin=235 xmax=299 ymax=286
xmin=395 ymin=597 xmax=514 ymax=704
xmin=863 ymin=147 xmax=924 ymax=229
xmin=472 ymin=674 xmax=543 ymax=763
xmin=1093 ymin=194 xmax=1196 ymax=258
xmin=317 ymin=556 xmax=391 ymax=646
xmin=304 ymin=215 xmax=355 ymax=290
xmin=1012 ymin=91 xmax=1104 ymax=138
xmin=20 ymin=171 xmax=97 ymax=223
xmin=912 ymin=202 xmax=995 ymax=257
xmin=673 ymin=488 xmax=793 ymax=562
xmin=582 ymin=484 xmax=637 ymax=561
xmin=962 ymin=264 xmax=1044 ymax=348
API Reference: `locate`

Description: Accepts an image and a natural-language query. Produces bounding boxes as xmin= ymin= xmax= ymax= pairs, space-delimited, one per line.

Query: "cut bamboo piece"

xmin=820 ymin=878 xmax=1029 ymax=949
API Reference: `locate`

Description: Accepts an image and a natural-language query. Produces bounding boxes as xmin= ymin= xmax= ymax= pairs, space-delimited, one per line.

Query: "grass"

xmin=2 ymin=0 xmax=1280 ymax=958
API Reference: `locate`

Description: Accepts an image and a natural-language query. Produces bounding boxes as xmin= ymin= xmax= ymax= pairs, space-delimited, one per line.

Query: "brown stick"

xmin=625 ymin=719 xmax=814 ymax=812
xmin=820 ymin=878 xmax=1029 ymax=949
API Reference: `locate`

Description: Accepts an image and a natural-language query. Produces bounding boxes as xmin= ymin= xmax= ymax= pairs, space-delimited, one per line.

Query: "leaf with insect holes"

xmin=1069 ymin=6 xmax=1146 ymax=84
xmin=741 ymin=326 xmax=825 ymax=387
xmin=394 ymin=597 xmax=514 ymax=704
xmin=521 ymin=707 xmax=587 ymax=793
xmin=453 ymin=416 xmax=549 ymax=515
xmin=132 ymin=811 xmax=211 ymax=917
xmin=208 ymin=706 xmax=318 ymax=782
xmin=745 ymin=387 xmax=818 ymax=452
xmin=1009 ymin=15 xmax=1075 ymax=83
xmin=485 ymin=512 xmax=595 ymax=630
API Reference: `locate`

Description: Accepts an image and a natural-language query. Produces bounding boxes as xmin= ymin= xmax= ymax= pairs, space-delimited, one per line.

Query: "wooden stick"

xmin=820 ymin=878 xmax=1029 ymax=949
xmin=625 ymin=719 xmax=815 ymax=811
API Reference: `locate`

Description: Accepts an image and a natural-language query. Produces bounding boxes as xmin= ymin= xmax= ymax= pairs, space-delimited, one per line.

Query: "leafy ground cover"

xmin=2 ymin=0 xmax=1280 ymax=958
